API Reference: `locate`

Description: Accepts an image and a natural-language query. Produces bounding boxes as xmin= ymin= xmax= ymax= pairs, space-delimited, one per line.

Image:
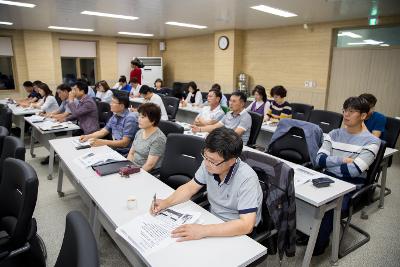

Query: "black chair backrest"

xmin=158 ymin=120 xmax=184 ymax=137
xmin=0 ymin=136 xmax=26 ymax=183
xmin=247 ymin=111 xmax=263 ymax=146
xmin=201 ymin=91 xmax=208 ymax=102
xmin=267 ymin=127 xmax=310 ymax=165
xmin=161 ymin=96 xmax=180 ymax=121
xmin=96 ymin=101 xmax=112 ymax=128
xmin=384 ymin=117 xmax=400 ymax=148
xmin=308 ymin=109 xmax=343 ymax=133
xmin=0 ymin=107 xmax=12 ymax=131
xmin=172 ymin=82 xmax=188 ymax=99
xmin=290 ymin=103 xmax=314 ymax=121
xmin=0 ymin=125 xmax=9 ymax=154
xmin=54 ymin=211 xmax=99 ymax=267
xmin=0 ymin=158 xmax=38 ymax=251
xmin=159 ymin=134 xmax=204 ymax=189
xmin=224 ymin=93 xmax=232 ymax=103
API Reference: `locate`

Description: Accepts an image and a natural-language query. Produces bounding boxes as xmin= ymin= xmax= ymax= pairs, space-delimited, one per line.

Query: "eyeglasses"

xmin=201 ymin=151 xmax=227 ymax=167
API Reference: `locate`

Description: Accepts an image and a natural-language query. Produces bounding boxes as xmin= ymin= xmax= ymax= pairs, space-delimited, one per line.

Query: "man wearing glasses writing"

xmin=151 ymin=127 xmax=262 ymax=241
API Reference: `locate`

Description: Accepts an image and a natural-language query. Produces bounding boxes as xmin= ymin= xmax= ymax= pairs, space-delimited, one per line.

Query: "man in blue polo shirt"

xmin=151 ymin=127 xmax=263 ymax=241
xmin=80 ymin=90 xmax=138 ymax=155
xmin=359 ymin=93 xmax=386 ymax=139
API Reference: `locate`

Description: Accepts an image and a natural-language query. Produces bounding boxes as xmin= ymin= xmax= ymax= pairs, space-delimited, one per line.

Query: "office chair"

xmin=267 ymin=126 xmax=311 ymax=166
xmin=290 ymin=103 xmax=314 ymax=121
xmin=201 ymin=92 xmax=208 ymax=103
xmin=54 ymin=211 xmax=99 ymax=267
xmin=161 ymin=96 xmax=180 ymax=122
xmin=241 ymin=150 xmax=295 ymax=261
xmin=0 ymin=126 xmax=9 ymax=154
xmin=308 ymin=109 xmax=343 ymax=133
xmin=171 ymin=82 xmax=188 ymax=99
xmin=0 ymin=158 xmax=39 ymax=264
xmin=247 ymin=111 xmax=263 ymax=148
xmin=159 ymin=134 xmax=206 ymax=203
xmin=339 ymin=141 xmax=386 ymax=258
xmin=384 ymin=116 xmax=400 ymax=167
xmin=96 ymin=101 xmax=112 ymax=128
xmin=158 ymin=120 xmax=184 ymax=137
xmin=0 ymin=107 xmax=12 ymax=132
xmin=0 ymin=136 xmax=25 ymax=183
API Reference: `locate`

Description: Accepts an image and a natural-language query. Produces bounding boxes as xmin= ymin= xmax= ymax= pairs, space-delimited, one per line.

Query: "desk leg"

xmin=30 ymin=128 xmax=36 ymax=158
xmin=302 ymin=207 xmax=325 ymax=267
xmin=18 ymin=116 xmax=25 ymax=142
xmin=48 ymin=145 xmax=54 ymax=180
xmin=57 ymin=160 xmax=64 ymax=197
xmin=330 ymin=196 xmax=343 ymax=266
xmin=379 ymin=160 xmax=388 ymax=209
xmin=92 ymin=206 xmax=102 ymax=246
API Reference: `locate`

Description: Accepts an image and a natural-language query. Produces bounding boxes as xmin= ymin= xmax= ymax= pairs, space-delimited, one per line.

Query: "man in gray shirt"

xmin=191 ymin=91 xmax=252 ymax=145
xmin=151 ymin=127 xmax=262 ymax=241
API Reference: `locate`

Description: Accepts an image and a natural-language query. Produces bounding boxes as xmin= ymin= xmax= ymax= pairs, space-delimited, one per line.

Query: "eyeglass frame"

xmin=201 ymin=149 xmax=228 ymax=167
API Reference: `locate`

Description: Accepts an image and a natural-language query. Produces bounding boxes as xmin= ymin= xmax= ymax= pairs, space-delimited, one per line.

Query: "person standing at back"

xmin=130 ymin=59 xmax=142 ymax=85
xmin=359 ymin=93 xmax=386 ymax=139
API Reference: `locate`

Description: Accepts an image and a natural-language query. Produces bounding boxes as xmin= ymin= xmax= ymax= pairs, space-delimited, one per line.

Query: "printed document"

xmin=116 ymin=208 xmax=201 ymax=256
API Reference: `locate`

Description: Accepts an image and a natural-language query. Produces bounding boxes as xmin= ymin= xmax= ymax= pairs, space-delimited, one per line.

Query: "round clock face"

xmin=218 ymin=36 xmax=229 ymax=50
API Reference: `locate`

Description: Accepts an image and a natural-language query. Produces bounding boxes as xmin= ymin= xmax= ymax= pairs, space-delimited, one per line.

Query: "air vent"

xmin=138 ymin=57 xmax=162 ymax=66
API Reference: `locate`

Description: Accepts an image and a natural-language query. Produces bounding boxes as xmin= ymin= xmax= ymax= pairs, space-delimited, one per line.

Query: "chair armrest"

xmin=301 ymin=162 xmax=313 ymax=168
xmin=149 ymin=168 xmax=160 ymax=177
xmin=351 ymin=183 xmax=377 ymax=200
xmin=0 ymin=242 xmax=30 ymax=262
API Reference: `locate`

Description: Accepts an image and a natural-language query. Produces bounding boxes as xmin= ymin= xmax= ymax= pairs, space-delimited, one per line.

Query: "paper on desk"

xmin=38 ymin=121 xmax=69 ymax=131
xmin=77 ymin=151 xmax=125 ymax=167
xmin=294 ymin=166 xmax=319 ymax=187
xmin=71 ymin=138 xmax=91 ymax=148
xmin=27 ymin=115 xmax=46 ymax=123
xmin=116 ymin=208 xmax=201 ymax=257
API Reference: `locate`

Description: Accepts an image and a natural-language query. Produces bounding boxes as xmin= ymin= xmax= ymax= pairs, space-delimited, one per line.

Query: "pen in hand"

xmin=153 ymin=193 xmax=157 ymax=214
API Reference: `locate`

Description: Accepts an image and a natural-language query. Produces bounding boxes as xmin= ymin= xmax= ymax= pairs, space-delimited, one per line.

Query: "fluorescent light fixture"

xmin=81 ymin=11 xmax=138 ymax=21
xmin=0 ymin=0 xmax=35 ymax=8
xmin=0 ymin=21 xmax=13 ymax=25
xmin=338 ymin=31 xmax=362 ymax=38
xmin=250 ymin=5 xmax=297 ymax=18
xmin=118 ymin=32 xmax=154 ymax=37
xmin=380 ymin=44 xmax=390 ymax=47
xmin=48 ymin=26 xmax=94 ymax=32
xmin=165 ymin=21 xmax=207 ymax=29
xmin=348 ymin=39 xmax=384 ymax=46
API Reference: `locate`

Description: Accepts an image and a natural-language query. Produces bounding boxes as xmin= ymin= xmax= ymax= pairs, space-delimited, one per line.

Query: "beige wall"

xmin=0 ymin=29 xmax=160 ymax=98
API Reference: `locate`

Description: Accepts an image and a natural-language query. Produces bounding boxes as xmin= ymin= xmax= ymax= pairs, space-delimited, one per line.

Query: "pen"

xmin=153 ymin=193 xmax=157 ymax=213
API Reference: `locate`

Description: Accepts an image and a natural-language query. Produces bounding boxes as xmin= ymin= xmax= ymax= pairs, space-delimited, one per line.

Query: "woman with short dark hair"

xmin=31 ymin=82 xmax=59 ymax=113
xmin=127 ymin=103 xmax=167 ymax=172
xmin=265 ymin=85 xmax=292 ymax=122
xmin=183 ymin=81 xmax=203 ymax=106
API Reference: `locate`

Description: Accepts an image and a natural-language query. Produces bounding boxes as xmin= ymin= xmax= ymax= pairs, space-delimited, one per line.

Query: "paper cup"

xmin=127 ymin=197 xmax=137 ymax=210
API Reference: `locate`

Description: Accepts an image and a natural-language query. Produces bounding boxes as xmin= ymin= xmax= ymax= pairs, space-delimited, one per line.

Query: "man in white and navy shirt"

xmin=193 ymin=88 xmax=225 ymax=127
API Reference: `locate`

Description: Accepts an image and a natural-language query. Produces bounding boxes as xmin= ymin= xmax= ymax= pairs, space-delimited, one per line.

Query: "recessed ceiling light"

xmin=118 ymin=32 xmax=154 ymax=37
xmin=338 ymin=31 xmax=362 ymax=38
xmin=348 ymin=39 xmax=384 ymax=46
xmin=165 ymin=21 xmax=207 ymax=29
xmin=0 ymin=0 xmax=35 ymax=8
xmin=0 ymin=21 xmax=13 ymax=25
xmin=48 ymin=26 xmax=94 ymax=32
xmin=380 ymin=44 xmax=390 ymax=47
xmin=250 ymin=5 xmax=297 ymax=18
xmin=81 ymin=11 xmax=138 ymax=21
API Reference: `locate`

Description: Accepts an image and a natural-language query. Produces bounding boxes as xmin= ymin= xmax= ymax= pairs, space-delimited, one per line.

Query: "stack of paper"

xmin=28 ymin=115 xmax=46 ymax=123
xmin=39 ymin=121 xmax=68 ymax=131
xmin=78 ymin=151 xmax=125 ymax=167
xmin=116 ymin=208 xmax=201 ymax=256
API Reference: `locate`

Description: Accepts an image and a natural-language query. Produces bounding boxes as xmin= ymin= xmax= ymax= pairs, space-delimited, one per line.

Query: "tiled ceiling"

xmin=0 ymin=0 xmax=399 ymax=38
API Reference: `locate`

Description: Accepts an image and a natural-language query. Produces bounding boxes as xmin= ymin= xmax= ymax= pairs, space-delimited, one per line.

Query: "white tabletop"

xmin=129 ymin=97 xmax=202 ymax=114
xmin=3 ymin=102 xmax=40 ymax=115
xmin=51 ymin=137 xmax=267 ymax=267
xmin=261 ymin=122 xmax=277 ymax=133
xmin=25 ymin=117 xmax=80 ymax=134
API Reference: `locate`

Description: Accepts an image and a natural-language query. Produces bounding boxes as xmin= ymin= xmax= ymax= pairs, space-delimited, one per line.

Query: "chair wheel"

xmin=361 ymin=212 xmax=368 ymax=220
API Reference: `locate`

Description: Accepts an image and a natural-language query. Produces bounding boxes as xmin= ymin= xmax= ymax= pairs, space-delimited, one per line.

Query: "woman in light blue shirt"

xmin=95 ymin=80 xmax=113 ymax=104
xmin=31 ymin=82 xmax=59 ymax=113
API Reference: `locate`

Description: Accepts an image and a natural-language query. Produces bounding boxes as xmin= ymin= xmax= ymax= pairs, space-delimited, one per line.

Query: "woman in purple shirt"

xmin=246 ymin=85 xmax=270 ymax=116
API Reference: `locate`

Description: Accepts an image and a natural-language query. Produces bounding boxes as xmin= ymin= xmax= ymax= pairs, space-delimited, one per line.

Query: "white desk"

xmin=0 ymin=100 xmax=40 ymax=141
xmin=49 ymin=137 xmax=267 ymax=267
xmin=25 ymin=117 xmax=80 ymax=180
xmin=242 ymin=146 xmax=356 ymax=267
xmin=379 ymin=147 xmax=398 ymax=208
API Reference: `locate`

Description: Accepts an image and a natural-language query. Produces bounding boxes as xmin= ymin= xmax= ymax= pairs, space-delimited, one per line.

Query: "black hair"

xmin=154 ymin=78 xmax=163 ymax=87
xmin=32 ymin=80 xmax=42 ymax=86
xmin=23 ymin=81 xmax=33 ymax=87
xmin=204 ymin=127 xmax=243 ymax=161
xmin=119 ymin=76 xmax=127 ymax=83
xmin=208 ymin=89 xmax=222 ymax=103
xmin=56 ymin=83 xmax=71 ymax=92
xmin=270 ymin=85 xmax=287 ymax=98
xmin=37 ymin=83 xmax=53 ymax=96
xmin=187 ymin=81 xmax=198 ymax=93
xmin=138 ymin=103 xmax=161 ymax=126
xmin=252 ymin=85 xmax=267 ymax=102
xmin=231 ymin=91 xmax=247 ymax=103
xmin=139 ymin=85 xmax=153 ymax=95
xmin=211 ymin=83 xmax=221 ymax=91
xmin=112 ymin=90 xmax=130 ymax=108
xmin=359 ymin=93 xmax=377 ymax=107
xmin=343 ymin=96 xmax=370 ymax=114
xmin=72 ymin=81 xmax=89 ymax=94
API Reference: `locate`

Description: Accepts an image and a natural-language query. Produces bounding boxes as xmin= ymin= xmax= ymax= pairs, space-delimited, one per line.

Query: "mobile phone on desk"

xmin=312 ymin=177 xmax=335 ymax=188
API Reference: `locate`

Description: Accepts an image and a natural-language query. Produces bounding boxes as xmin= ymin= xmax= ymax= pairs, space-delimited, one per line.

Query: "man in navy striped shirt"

xmin=311 ymin=96 xmax=380 ymax=255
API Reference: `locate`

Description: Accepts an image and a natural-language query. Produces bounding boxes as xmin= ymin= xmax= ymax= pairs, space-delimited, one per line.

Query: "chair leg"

xmin=339 ymin=220 xmax=370 ymax=258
